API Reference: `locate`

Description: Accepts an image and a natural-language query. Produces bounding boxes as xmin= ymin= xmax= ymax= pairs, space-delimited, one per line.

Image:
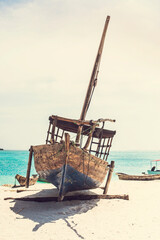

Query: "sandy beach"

xmin=1 ymin=180 xmax=160 ymax=240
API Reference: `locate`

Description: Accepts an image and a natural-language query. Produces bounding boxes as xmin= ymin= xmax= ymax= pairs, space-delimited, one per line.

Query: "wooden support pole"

xmin=64 ymin=133 xmax=70 ymax=164
xmin=4 ymin=194 xmax=129 ymax=202
xmin=103 ymin=160 xmax=115 ymax=195
xmin=58 ymin=133 xmax=70 ymax=202
xmin=75 ymin=125 xmax=82 ymax=146
xmin=50 ymin=117 xmax=57 ymax=144
xmin=46 ymin=121 xmax=51 ymax=144
xmin=83 ymin=124 xmax=96 ymax=151
xmin=25 ymin=146 xmax=33 ymax=188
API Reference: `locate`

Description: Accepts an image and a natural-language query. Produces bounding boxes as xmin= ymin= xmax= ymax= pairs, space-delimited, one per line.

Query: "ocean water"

xmin=0 ymin=150 xmax=36 ymax=186
xmin=0 ymin=150 xmax=160 ymax=185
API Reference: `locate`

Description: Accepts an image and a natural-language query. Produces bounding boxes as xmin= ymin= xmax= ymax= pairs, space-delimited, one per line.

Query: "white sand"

xmin=1 ymin=180 xmax=160 ymax=240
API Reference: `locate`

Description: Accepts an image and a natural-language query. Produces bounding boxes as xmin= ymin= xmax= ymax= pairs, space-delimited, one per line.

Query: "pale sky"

xmin=0 ymin=0 xmax=160 ymax=150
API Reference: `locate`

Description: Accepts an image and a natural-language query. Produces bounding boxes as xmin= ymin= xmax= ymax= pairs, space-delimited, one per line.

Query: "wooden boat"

xmin=25 ymin=16 xmax=116 ymax=201
xmin=15 ymin=174 xmax=38 ymax=186
xmin=116 ymin=172 xmax=160 ymax=181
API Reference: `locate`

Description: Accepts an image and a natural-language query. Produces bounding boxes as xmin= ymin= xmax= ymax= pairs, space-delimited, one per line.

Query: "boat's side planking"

xmin=33 ymin=143 xmax=109 ymax=184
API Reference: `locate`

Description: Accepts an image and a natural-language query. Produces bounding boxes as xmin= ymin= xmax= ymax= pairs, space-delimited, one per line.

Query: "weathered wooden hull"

xmin=33 ymin=143 xmax=109 ymax=196
xmin=15 ymin=174 xmax=38 ymax=186
xmin=116 ymin=172 xmax=160 ymax=181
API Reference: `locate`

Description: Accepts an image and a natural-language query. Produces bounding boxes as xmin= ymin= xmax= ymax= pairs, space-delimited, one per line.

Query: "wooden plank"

xmin=4 ymin=194 xmax=129 ymax=202
xmin=50 ymin=115 xmax=115 ymax=126
xmin=50 ymin=115 xmax=99 ymax=126
xmin=55 ymin=120 xmax=115 ymax=139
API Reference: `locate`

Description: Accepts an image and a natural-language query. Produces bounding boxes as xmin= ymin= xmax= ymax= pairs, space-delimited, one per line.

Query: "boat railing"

xmin=45 ymin=115 xmax=116 ymax=161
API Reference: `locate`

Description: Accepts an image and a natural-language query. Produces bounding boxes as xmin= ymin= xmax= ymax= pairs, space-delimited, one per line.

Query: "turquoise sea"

xmin=0 ymin=150 xmax=36 ymax=186
xmin=0 ymin=150 xmax=160 ymax=185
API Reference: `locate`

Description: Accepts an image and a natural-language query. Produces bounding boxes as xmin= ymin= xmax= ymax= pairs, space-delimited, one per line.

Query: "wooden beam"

xmin=64 ymin=133 xmax=70 ymax=164
xmin=50 ymin=117 xmax=57 ymax=144
xmin=79 ymin=16 xmax=110 ymax=121
xmin=4 ymin=194 xmax=129 ymax=202
xmin=103 ymin=161 xmax=115 ymax=194
xmin=25 ymin=146 xmax=33 ymax=188
xmin=58 ymin=133 xmax=70 ymax=202
xmin=75 ymin=16 xmax=111 ymax=145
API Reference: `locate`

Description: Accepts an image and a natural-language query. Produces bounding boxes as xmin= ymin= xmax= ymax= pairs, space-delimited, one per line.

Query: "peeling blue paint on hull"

xmin=38 ymin=164 xmax=101 ymax=196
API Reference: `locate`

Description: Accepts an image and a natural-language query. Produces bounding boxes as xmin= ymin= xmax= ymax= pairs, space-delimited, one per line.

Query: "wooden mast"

xmin=75 ymin=16 xmax=110 ymax=145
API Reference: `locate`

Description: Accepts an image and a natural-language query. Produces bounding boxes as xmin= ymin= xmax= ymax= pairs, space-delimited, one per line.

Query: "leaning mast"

xmin=76 ymin=16 xmax=110 ymax=145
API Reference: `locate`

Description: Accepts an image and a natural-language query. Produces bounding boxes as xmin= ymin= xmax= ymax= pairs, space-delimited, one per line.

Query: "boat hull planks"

xmin=33 ymin=143 xmax=108 ymax=196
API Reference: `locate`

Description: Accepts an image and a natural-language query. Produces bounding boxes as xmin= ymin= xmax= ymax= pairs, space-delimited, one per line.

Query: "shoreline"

xmin=1 ymin=180 xmax=160 ymax=240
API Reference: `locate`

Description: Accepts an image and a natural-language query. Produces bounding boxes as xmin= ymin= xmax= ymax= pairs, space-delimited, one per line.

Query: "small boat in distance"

xmin=116 ymin=172 xmax=160 ymax=181
xmin=25 ymin=16 xmax=116 ymax=201
xmin=147 ymin=160 xmax=160 ymax=175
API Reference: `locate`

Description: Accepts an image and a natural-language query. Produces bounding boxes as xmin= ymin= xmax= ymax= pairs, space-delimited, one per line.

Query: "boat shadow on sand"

xmin=9 ymin=187 xmax=100 ymax=238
